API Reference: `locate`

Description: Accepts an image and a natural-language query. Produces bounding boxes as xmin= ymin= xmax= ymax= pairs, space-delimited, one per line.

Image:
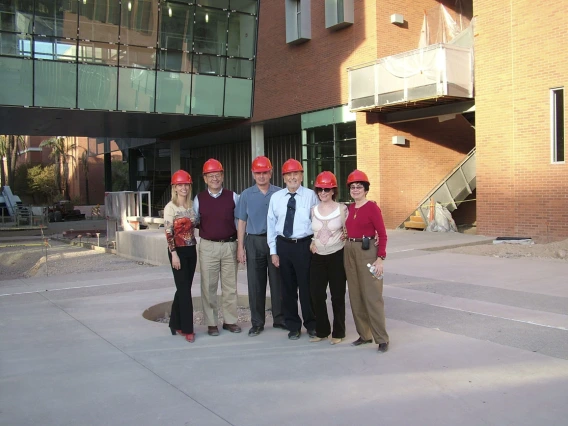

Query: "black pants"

xmin=168 ymin=246 xmax=197 ymax=334
xmin=309 ymin=249 xmax=347 ymax=339
xmin=276 ymin=237 xmax=316 ymax=332
xmin=245 ymin=234 xmax=283 ymax=327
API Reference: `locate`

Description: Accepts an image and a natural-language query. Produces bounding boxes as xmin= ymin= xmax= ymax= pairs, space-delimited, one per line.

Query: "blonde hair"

xmin=171 ymin=184 xmax=193 ymax=209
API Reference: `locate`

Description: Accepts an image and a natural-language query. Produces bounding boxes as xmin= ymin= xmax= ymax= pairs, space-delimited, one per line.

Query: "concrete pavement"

xmin=1 ymin=230 xmax=568 ymax=426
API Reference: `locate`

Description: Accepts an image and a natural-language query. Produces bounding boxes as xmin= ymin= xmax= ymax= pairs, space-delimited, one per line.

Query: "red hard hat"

xmin=346 ymin=170 xmax=369 ymax=185
xmin=281 ymin=158 xmax=303 ymax=174
xmin=202 ymin=158 xmax=223 ymax=174
xmin=171 ymin=170 xmax=192 ymax=185
xmin=251 ymin=156 xmax=272 ymax=173
xmin=315 ymin=171 xmax=337 ymax=188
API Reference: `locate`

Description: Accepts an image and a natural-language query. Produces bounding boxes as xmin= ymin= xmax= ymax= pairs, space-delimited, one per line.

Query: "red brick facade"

xmin=475 ymin=0 xmax=567 ymax=241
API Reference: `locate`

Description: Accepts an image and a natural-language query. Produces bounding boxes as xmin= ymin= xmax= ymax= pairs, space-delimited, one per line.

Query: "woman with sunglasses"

xmin=343 ymin=170 xmax=389 ymax=353
xmin=309 ymin=171 xmax=348 ymax=345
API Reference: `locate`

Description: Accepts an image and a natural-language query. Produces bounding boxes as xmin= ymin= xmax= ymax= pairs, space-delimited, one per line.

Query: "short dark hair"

xmin=350 ymin=181 xmax=370 ymax=191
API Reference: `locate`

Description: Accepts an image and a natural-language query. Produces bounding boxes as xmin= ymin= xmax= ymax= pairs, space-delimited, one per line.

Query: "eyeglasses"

xmin=349 ymin=184 xmax=365 ymax=190
xmin=206 ymin=173 xmax=222 ymax=180
xmin=316 ymin=187 xmax=332 ymax=193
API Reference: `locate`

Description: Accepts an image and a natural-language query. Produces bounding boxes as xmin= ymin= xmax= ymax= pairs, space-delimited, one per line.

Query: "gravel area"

xmin=442 ymin=237 xmax=568 ymax=261
xmin=0 ymin=239 xmax=153 ymax=281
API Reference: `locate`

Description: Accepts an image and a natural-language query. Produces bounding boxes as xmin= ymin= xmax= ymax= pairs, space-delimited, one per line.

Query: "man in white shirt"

xmin=267 ymin=158 xmax=318 ymax=340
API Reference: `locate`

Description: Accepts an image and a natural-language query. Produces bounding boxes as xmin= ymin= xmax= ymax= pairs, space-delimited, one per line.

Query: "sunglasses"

xmin=316 ymin=187 xmax=332 ymax=193
xmin=349 ymin=185 xmax=365 ymax=190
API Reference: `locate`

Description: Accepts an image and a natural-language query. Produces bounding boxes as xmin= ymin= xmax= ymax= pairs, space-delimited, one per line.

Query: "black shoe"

xmin=288 ymin=330 xmax=301 ymax=340
xmin=273 ymin=323 xmax=288 ymax=330
xmin=248 ymin=326 xmax=264 ymax=336
xmin=351 ymin=337 xmax=373 ymax=346
xmin=208 ymin=326 xmax=220 ymax=336
xmin=307 ymin=329 xmax=317 ymax=338
xmin=378 ymin=342 xmax=389 ymax=353
xmin=222 ymin=323 xmax=242 ymax=333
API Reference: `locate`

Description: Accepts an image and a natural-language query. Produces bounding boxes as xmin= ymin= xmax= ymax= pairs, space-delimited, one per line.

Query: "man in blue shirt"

xmin=236 ymin=156 xmax=286 ymax=336
xmin=267 ymin=158 xmax=319 ymax=340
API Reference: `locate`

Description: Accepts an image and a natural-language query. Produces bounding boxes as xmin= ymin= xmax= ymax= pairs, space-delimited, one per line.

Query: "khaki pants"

xmin=199 ymin=239 xmax=238 ymax=326
xmin=343 ymin=240 xmax=389 ymax=344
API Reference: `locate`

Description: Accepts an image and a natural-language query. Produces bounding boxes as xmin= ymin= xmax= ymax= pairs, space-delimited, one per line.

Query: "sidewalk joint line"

xmin=37 ymin=293 xmax=236 ymax=426
xmin=387 ymin=295 xmax=568 ymax=331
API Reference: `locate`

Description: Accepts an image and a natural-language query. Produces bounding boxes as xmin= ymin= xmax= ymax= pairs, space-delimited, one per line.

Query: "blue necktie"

xmin=283 ymin=193 xmax=296 ymax=238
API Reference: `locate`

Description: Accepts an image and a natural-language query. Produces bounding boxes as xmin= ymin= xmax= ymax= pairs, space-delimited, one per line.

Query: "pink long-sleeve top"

xmin=345 ymin=201 xmax=387 ymax=258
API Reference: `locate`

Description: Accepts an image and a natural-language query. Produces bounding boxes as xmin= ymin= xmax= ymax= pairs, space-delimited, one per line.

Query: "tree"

xmin=39 ymin=136 xmax=76 ymax=199
xmin=80 ymin=151 xmax=90 ymax=205
xmin=0 ymin=135 xmax=26 ymax=189
xmin=111 ymin=159 xmax=129 ymax=192
xmin=27 ymin=164 xmax=59 ymax=204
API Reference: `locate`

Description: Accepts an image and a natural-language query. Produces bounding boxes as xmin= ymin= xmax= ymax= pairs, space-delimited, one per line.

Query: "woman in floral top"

xmin=164 ymin=170 xmax=198 ymax=343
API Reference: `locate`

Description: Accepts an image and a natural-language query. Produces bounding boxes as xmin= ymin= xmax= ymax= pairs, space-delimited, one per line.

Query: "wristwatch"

xmin=378 ymin=256 xmax=385 ymax=260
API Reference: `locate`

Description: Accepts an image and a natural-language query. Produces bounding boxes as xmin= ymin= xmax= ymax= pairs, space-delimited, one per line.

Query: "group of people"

xmin=163 ymin=156 xmax=390 ymax=353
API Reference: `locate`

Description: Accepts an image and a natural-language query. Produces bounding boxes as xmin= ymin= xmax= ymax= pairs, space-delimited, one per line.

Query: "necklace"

xmin=353 ymin=207 xmax=359 ymax=219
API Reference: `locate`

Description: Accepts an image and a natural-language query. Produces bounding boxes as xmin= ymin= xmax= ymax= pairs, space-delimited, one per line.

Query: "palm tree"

xmin=39 ymin=136 xmax=76 ymax=200
xmin=0 ymin=135 xmax=26 ymax=190
xmin=80 ymin=151 xmax=90 ymax=205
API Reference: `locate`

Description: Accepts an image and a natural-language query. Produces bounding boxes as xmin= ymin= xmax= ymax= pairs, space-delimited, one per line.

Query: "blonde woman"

xmin=164 ymin=170 xmax=198 ymax=343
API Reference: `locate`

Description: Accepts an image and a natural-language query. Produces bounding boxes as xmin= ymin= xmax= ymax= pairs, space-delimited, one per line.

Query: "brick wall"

xmin=357 ymin=113 xmax=475 ymax=228
xmin=475 ymin=0 xmax=568 ymax=241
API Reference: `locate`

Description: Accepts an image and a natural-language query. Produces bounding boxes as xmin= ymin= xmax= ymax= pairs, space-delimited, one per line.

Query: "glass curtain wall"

xmin=0 ymin=0 xmax=257 ymax=116
xmin=304 ymin=121 xmax=356 ymax=202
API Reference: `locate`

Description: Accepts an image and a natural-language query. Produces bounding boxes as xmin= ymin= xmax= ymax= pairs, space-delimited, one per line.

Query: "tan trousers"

xmin=198 ymin=239 xmax=238 ymax=326
xmin=343 ymin=240 xmax=389 ymax=344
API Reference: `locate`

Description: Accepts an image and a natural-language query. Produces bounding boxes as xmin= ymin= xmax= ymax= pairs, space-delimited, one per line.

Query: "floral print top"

xmin=164 ymin=201 xmax=198 ymax=252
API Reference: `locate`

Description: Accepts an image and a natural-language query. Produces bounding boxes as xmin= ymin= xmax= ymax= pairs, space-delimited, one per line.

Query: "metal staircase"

xmin=401 ymin=147 xmax=476 ymax=230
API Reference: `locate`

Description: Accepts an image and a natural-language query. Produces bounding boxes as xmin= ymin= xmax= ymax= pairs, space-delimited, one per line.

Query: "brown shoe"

xmin=208 ymin=326 xmax=220 ymax=336
xmin=222 ymin=323 xmax=242 ymax=333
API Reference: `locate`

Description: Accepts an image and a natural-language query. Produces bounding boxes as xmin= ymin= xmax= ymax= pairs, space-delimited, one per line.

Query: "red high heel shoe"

xmin=185 ymin=333 xmax=195 ymax=343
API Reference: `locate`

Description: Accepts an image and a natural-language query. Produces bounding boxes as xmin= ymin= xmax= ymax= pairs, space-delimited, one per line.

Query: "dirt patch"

xmin=442 ymin=238 xmax=568 ymax=261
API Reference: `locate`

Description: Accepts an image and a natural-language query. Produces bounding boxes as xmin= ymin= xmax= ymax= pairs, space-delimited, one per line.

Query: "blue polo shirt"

xmin=235 ymin=183 xmax=281 ymax=235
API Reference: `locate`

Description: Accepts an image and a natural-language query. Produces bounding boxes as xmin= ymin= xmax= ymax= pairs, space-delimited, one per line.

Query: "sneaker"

xmin=288 ymin=330 xmax=301 ymax=340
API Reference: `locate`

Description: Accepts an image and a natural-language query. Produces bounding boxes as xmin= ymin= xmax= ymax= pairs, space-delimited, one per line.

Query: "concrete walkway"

xmin=1 ymin=230 xmax=568 ymax=426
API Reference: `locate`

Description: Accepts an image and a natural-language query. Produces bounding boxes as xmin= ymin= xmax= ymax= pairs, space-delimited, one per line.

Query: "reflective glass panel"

xmin=157 ymin=49 xmax=192 ymax=73
xmin=336 ymin=121 xmax=356 ymax=141
xmin=224 ymin=77 xmax=252 ymax=117
xmin=78 ymin=41 xmax=119 ymax=65
xmin=0 ymin=33 xmax=32 ymax=56
xmin=230 ymin=0 xmax=258 ymax=14
xmin=34 ymin=60 xmax=77 ymax=108
xmin=159 ymin=2 xmax=194 ymax=50
xmin=34 ymin=0 xmax=78 ymax=38
xmin=0 ymin=56 xmax=33 ymax=106
xmin=0 ymin=0 xmax=34 ymax=33
xmin=198 ymin=0 xmax=229 ymax=8
xmin=118 ymin=45 xmax=156 ymax=69
xmin=193 ymin=54 xmax=225 ymax=76
xmin=191 ymin=74 xmax=223 ymax=115
xmin=226 ymin=58 xmax=252 ymax=78
xmin=33 ymin=37 xmax=77 ymax=62
xmin=120 ymin=0 xmax=158 ymax=46
xmin=78 ymin=64 xmax=118 ymax=110
xmin=118 ymin=67 xmax=155 ymax=112
xmin=227 ymin=13 xmax=255 ymax=58
xmin=193 ymin=7 xmax=228 ymax=55
xmin=79 ymin=0 xmax=120 ymax=43
xmin=156 ymin=71 xmax=192 ymax=114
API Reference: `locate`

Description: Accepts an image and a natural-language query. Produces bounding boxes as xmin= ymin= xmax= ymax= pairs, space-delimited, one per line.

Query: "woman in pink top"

xmin=309 ymin=172 xmax=348 ymax=345
xmin=343 ymin=170 xmax=389 ymax=353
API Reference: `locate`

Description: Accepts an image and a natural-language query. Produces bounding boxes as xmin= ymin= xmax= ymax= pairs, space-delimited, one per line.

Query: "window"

xmin=303 ymin=121 xmax=356 ymax=202
xmin=285 ymin=0 xmax=311 ymax=45
xmin=325 ymin=0 xmax=354 ymax=30
xmin=552 ymin=88 xmax=565 ymax=163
